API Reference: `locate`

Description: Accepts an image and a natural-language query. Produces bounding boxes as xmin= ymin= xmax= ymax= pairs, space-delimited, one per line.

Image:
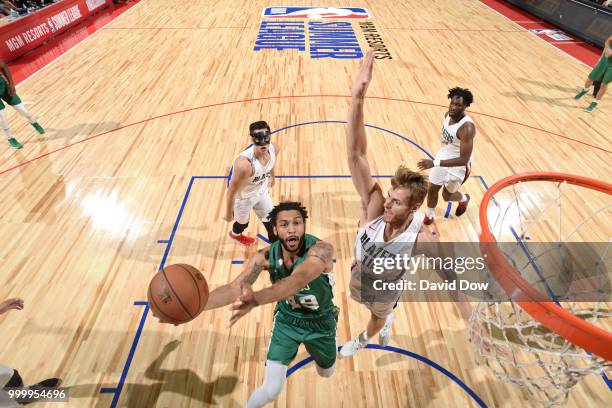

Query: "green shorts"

xmin=588 ymin=55 xmax=612 ymax=84
xmin=0 ymin=76 xmax=22 ymax=109
xmin=267 ymin=311 xmax=337 ymax=369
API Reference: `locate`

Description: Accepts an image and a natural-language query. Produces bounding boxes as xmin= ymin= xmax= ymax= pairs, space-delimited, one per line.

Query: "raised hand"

xmin=351 ymin=50 xmax=375 ymax=99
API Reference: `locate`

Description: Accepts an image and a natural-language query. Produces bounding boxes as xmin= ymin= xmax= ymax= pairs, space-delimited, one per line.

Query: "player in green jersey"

xmin=0 ymin=59 xmax=45 ymax=149
xmin=574 ymin=35 xmax=612 ymax=113
xmin=165 ymin=201 xmax=336 ymax=408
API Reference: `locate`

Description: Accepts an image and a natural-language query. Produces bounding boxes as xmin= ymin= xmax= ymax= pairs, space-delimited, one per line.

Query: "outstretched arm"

xmin=229 ymin=241 xmax=334 ymax=326
xmin=346 ymin=51 xmax=385 ymax=225
xmin=203 ymin=248 xmax=269 ymax=311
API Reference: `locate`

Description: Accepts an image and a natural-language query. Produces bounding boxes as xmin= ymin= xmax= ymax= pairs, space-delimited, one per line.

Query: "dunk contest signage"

xmin=253 ymin=7 xmax=393 ymax=59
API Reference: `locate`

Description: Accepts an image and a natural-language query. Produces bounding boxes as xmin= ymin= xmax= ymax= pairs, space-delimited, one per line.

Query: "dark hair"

xmin=249 ymin=121 xmax=271 ymax=135
xmin=447 ymin=87 xmax=474 ymax=107
xmin=269 ymin=201 xmax=308 ymax=226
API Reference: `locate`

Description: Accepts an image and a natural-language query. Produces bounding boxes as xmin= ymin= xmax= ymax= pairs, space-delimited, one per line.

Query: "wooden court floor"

xmin=0 ymin=1 xmax=610 ymax=407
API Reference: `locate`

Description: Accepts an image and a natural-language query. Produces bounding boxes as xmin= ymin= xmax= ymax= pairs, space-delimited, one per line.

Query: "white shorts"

xmin=233 ymin=192 xmax=274 ymax=224
xmin=0 ymin=364 xmax=18 ymax=408
xmin=428 ymin=164 xmax=470 ymax=193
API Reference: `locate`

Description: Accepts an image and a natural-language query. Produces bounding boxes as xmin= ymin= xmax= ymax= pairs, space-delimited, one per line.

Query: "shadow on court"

xmin=29 ymin=121 xmax=121 ymax=144
xmin=67 ymin=341 xmax=239 ymax=407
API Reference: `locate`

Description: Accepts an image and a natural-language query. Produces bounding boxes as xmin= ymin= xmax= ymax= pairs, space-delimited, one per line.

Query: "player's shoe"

xmin=228 ymin=231 xmax=256 ymax=246
xmin=573 ymin=88 xmax=590 ymax=100
xmin=585 ymin=102 xmax=598 ymax=113
xmin=340 ymin=333 xmax=367 ymax=357
xmin=31 ymin=122 xmax=45 ymax=134
xmin=378 ymin=312 xmax=395 ymax=347
xmin=8 ymin=138 xmax=22 ymax=149
xmin=423 ymin=215 xmax=434 ymax=225
xmin=455 ymin=194 xmax=471 ymax=217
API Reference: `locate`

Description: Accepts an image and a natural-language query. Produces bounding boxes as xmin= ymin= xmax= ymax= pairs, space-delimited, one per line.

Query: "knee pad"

xmin=232 ymin=221 xmax=249 ymax=234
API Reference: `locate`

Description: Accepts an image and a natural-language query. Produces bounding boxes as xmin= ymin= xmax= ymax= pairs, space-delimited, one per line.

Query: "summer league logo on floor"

xmin=254 ymin=7 xmax=393 ymax=59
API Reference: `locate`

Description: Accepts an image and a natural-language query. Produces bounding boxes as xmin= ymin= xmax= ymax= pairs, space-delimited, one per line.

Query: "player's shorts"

xmin=428 ymin=163 xmax=471 ymax=194
xmin=349 ymin=263 xmax=399 ymax=318
xmin=267 ymin=311 xmax=337 ymax=369
xmin=588 ymin=55 xmax=612 ymax=85
xmin=0 ymin=76 xmax=22 ymax=110
xmin=233 ymin=192 xmax=273 ymax=224
xmin=0 ymin=364 xmax=19 ymax=408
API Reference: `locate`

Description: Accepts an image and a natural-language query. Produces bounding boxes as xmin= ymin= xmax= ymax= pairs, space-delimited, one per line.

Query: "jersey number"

xmin=287 ymin=294 xmax=319 ymax=310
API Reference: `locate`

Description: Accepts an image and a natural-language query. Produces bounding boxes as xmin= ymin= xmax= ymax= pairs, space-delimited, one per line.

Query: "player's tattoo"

xmin=308 ymin=241 xmax=334 ymax=265
xmin=244 ymin=264 xmax=264 ymax=285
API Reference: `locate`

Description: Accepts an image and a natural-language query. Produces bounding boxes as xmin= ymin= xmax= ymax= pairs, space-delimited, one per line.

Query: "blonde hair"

xmin=390 ymin=165 xmax=429 ymax=207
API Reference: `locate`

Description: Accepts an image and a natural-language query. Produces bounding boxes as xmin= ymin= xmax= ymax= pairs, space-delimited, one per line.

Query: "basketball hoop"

xmin=470 ymin=172 xmax=612 ymax=406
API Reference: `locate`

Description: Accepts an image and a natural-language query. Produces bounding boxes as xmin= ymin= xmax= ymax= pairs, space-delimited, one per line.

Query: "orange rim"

xmin=479 ymin=172 xmax=612 ymax=361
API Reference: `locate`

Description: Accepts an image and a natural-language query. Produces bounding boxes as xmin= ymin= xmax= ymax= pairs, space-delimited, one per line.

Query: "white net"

xmin=469 ymin=177 xmax=612 ymax=406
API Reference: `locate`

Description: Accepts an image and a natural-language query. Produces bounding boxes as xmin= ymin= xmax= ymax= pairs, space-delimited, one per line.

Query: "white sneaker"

xmin=378 ymin=313 xmax=395 ymax=347
xmin=340 ymin=333 xmax=367 ymax=357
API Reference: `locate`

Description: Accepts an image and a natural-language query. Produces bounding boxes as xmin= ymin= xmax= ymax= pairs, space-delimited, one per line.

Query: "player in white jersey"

xmin=418 ymin=87 xmax=475 ymax=225
xmin=340 ymin=52 xmax=446 ymax=357
xmin=224 ymin=121 xmax=280 ymax=246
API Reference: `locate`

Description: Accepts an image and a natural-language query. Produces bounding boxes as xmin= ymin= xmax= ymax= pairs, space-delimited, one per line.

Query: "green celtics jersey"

xmin=268 ymin=234 xmax=335 ymax=320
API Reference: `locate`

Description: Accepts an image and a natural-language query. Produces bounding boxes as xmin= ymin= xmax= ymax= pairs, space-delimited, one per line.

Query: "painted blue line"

xmin=107 ymin=303 xmax=149 ymax=408
xmin=192 ymin=176 xmax=228 ymax=179
xmin=473 ymin=175 xmax=489 ymax=190
xmin=100 ymin=388 xmax=116 ymax=394
xmin=257 ymin=233 xmax=271 ymax=244
xmin=159 ymin=176 xmax=196 ymax=270
xmin=225 ymin=120 xmax=433 ymax=182
xmin=603 ymin=373 xmax=612 ymax=391
xmin=133 ymin=301 xmax=148 ymax=306
xmin=157 ymin=240 xmax=169 ymax=244
xmin=227 ymin=166 xmax=233 ymax=187
xmin=286 ymin=345 xmax=487 ymax=407
xmin=365 ymin=124 xmax=435 ymax=159
xmin=444 ymin=202 xmax=452 ymax=218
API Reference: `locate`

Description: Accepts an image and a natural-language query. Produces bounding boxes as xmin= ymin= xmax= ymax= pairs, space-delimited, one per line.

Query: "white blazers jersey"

xmin=232 ymin=144 xmax=276 ymax=199
xmin=354 ymin=212 xmax=425 ymax=282
xmin=436 ymin=113 xmax=474 ymax=177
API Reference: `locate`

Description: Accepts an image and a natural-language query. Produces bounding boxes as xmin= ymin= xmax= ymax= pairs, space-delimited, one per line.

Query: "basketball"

xmin=147 ymin=264 xmax=209 ymax=325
